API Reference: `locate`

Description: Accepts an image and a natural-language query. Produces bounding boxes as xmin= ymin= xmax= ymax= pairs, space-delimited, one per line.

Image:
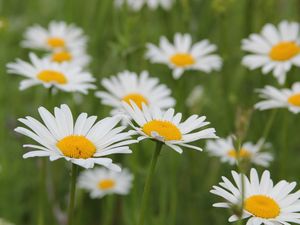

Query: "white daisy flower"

xmin=242 ymin=20 xmax=300 ymax=84
xmin=15 ymin=104 xmax=137 ymax=170
xmin=211 ymin=168 xmax=300 ymax=225
xmin=78 ymin=167 xmax=133 ymax=198
xmin=115 ymin=0 xmax=173 ymax=11
xmin=95 ymin=70 xmax=175 ymax=115
xmin=206 ymin=137 xmax=273 ymax=167
xmin=21 ymin=21 xmax=87 ymax=51
xmin=122 ymin=102 xmax=217 ymax=153
xmin=7 ymin=53 xmax=95 ymax=94
xmin=146 ymin=33 xmax=222 ymax=79
xmin=255 ymin=82 xmax=300 ymax=114
xmin=47 ymin=47 xmax=91 ymax=68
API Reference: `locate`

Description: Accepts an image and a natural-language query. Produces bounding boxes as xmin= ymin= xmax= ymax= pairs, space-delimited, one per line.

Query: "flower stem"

xmin=138 ymin=141 xmax=163 ymax=225
xmin=235 ymin=138 xmax=246 ymax=225
xmin=38 ymin=158 xmax=46 ymax=225
xmin=262 ymin=110 xmax=277 ymax=141
xmin=103 ymin=195 xmax=115 ymax=225
xmin=67 ymin=164 xmax=78 ymax=225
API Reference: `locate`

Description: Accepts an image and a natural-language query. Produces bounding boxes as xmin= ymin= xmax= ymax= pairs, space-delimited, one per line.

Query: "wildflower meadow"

xmin=1 ymin=0 xmax=300 ymax=225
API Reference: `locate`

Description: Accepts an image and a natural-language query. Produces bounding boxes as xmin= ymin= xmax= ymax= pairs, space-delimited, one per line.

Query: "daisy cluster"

xmin=7 ymin=21 xmax=94 ymax=94
xmin=9 ymin=20 xmax=220 ymax=199
xmin=6 ymin=8 xmax=300 ymax=225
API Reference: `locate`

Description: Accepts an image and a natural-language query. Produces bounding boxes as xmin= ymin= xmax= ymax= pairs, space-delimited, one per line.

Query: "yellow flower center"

xmin=56 ymin=135 xmax=96 ymax=159
xmin=47 ymin=37 xmax=65 ymax=48
xmin=51 ymin=51 xmax=73 ymax=63
xmin=98 ymin=179 xmax=116 ymax=190
xmin=122 ymin=93 xmax=148 ymax=109
xmin=142 ymin=120 xmax=182 ymax=141
xmin=227 ymin=148 xmax=251 ymax=159
xmin=288 ymin=93 xmax=300 ymax=107
xmin=244 ymin=195 xmax=280 ymax=219
xmin=170 ymin=53 xmax=195 ymax=67
xmin=37 ymin=70 xmax=68 ymax=84
xmin=269 ymin=41 xmax=300 ymax=61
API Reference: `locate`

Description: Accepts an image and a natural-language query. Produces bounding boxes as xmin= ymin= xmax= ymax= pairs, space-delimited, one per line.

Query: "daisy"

xmin=21 ymin=21 xmax=87 ymax=51
xmin=206 ymin=137 xmax=273 ymax=167
xmin=242 ymin=20 xmax=300 ymax=84
xmin=115 ymin=0 xmax=173 ymax=11
xmin=255 ymin=83 xmax=300 ymax=113
xmin=122 ymin=101 xmax=217 ymax=153
xmin=146 ymin=33 xmax=222 ymax=79
xmin=95 ymin=70 xmax=175 ymax=115
xmin=211 ymin=168 xmax=300 ymax=225
xmin=78 ymin=168 xmax=133 ymax=198
xmin=47 ymin=47 xmax=91 ymax=67
xmin=15 ymin=104 xmax=137 ymax=170
xmin=7 ymin=53 xmax=95 ymax=94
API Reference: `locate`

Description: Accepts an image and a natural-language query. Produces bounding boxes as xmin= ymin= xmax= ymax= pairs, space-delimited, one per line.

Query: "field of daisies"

xmin=2 ymin=0 xmax=300 ymax=225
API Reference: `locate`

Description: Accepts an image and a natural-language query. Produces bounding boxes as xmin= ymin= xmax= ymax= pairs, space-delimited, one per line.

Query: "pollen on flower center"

xmin=142 ymin=120 xmax=182 ymax=141
xmin=47 ymin=37 xmax=65 ymax=48
xmin=51 ymin=51 xmax=72 ymax=63
xmin=56 ymin=135 xmax=96 ymax=159
xmin=269 ymin=41 xmax=300 ymax=61
xmin=245 ymin=195 xmax=280 ymax=219
xmin=98 ymin=179 xmax=116 ymax=190
xmin=170 ymin=53 xmax=195 ymax=67
xmin=288 ymin=93 xmax=300 ymax=107
xmin=122 ymin=93 xmax=148 ymax=109
xmin=227 ymin=148 xmax=251 ymax=159
xmin=37 ymin=70 xmax=68 ymax=84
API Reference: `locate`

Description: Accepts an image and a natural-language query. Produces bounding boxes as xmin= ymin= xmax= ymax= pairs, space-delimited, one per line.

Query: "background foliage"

xmin=1 ymin=0 xmax=300 ymax=224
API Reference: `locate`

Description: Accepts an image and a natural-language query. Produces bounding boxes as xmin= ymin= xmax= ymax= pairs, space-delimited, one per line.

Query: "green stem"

xmin=280 ymin=112 xmax=289 ymax=177
xmin=236 ymin=215 xmax=243 ymax=225
xmin=262 ymin=110 xmax=277 ymax=141
xmin=67 ymin=164 xmax=78 ymax=225
xmin=181 ymin=0 xmax=190 ymax=28
xmin=244 ymin=0 xmax=254 ymax=36
xmin=235 ymin=139 xmax=245 ymax=225
xmin=37 ymin=88 xmax=53 ymax=225
xmin=138 ymin=141 xmax=163 ymax=225
xmin=103 ymin=195 xmax=114 ymax=225
xmin=38 ymin=158 xmax=46 ymax=225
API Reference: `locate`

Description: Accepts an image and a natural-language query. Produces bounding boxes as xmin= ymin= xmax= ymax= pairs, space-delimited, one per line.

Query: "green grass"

xmin=1 ymin=0 xmax=300 ymax=225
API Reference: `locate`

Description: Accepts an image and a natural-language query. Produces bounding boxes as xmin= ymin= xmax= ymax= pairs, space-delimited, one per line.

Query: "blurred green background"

xmin=1 ymin=0 xmax=300 ymax=224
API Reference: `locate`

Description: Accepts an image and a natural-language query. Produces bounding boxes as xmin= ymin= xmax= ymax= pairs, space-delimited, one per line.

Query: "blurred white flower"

xmin=78 ymin=167 xmax=133 ymax=198
xmin=46 ymin=47 xmax=91 ymax=68
xmin=242 ymin=20 xmax=300 ymax=84
xmin=255 ymin=82 xmax=300 ymax=114
xmin=21 ymin=21 xmax=88 ymax=51
xmin=206 ymin=136 xmax=273 ymax=167
xmin=186 ymin=85 xmax=204 ymax=107
xmin=0 ymin=218 xmax=14 ymax=225
xmin=115 ymin=0 xmax=173 ymax=11
xmin=146 ymin=33 xmax=222 ymax=79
